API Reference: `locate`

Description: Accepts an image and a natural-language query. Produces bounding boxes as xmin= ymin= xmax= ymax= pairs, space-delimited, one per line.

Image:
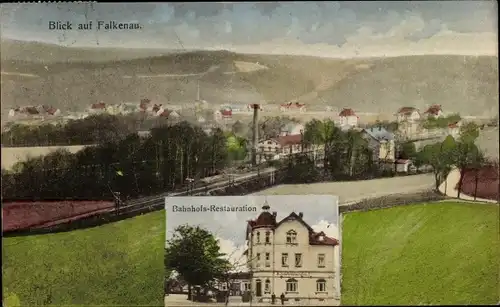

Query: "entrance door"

xmin=255 ymin=280 xmax=262 ymax=297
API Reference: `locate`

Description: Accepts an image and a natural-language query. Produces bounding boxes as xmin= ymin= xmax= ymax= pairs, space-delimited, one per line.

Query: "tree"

xmin=449 ymin=140 xmax=485 ymax=198
xmin=231 ymin=120 xmax=246 ymax=136
xmin=303 ymin=119 xmax=341 ymax=171
xmin=459 ymin=121 xmax=480 ymax=143
xmin=165 ymin=225 xmax=228 ymax=301
xmin=398 ymin=142 xmax=417 ymax=160
xmin=418 ymin=141 xmax=454 ymax=190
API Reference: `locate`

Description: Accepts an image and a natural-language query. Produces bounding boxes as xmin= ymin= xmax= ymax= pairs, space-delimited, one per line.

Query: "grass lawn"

xmin=3 ymin=210 xmax=165 ymax=306
xmin=341 ymin=201 xmax=500 ymax=305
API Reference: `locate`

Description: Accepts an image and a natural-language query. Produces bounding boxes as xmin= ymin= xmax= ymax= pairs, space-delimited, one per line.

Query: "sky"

xmin=165 ymin=195 xmax=339 ymax=272
xmin=0 ymin=2 xmax=497 ymax=57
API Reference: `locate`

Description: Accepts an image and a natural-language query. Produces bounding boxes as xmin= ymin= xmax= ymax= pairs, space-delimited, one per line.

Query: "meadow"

xmin=3 ymin=210 xmax=165 ymax=306
xmin=3 ymin=201 xmax=499 ymax=306
xmin=341 ymin=201 xmax=499 ymax=305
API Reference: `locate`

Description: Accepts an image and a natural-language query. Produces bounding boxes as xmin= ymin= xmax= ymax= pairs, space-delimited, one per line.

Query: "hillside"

xmin=315 ymin=55 xmax=499 ymax=116
xmin=1 ymin=39 xmax=498 ymax=118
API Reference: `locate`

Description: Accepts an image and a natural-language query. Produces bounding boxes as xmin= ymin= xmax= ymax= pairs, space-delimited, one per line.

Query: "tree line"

xmin=2 ymin=121 xmax=228 ymax=200
xmin=165 ymin=224 xmax=247 ymax=303
xmin=1 ymin=114 xmax=174 ymax=147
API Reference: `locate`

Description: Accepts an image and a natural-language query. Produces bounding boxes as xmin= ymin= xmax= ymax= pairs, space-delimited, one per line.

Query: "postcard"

xmin=165 ymin=195 xmax=340 ymax=306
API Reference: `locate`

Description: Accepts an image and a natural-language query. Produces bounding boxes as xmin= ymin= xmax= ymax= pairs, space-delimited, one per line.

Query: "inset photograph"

xmin=165 ymin=195 xmax=340 ymax=306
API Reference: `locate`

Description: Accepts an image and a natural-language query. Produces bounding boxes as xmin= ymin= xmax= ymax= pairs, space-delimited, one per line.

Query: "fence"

xmin=339 ymin=190 xmax=447 ymax=214
xmin=3 ymin=170 xmax=286 ymax=237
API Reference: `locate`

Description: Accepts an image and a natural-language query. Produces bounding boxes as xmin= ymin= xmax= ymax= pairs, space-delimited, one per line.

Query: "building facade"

xmin=396 ymin=107 xmax=421 ymax=123
xmin=338 ymin=108 xmax=359 ymax=129
xmin=245 ymin=204 xmax=340 ymax=305
xmin=361 ymin=127 xmax=396 ymax=162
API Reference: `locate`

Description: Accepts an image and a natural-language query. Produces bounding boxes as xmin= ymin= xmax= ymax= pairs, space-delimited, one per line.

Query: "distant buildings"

xmin=361 ymin=127 xmax=396 ymax=163
xmin=424 ymin=105 xmax=444 ymax=119
xmin=338 ymin=108 xmax=359 ymax=129
xmin=280 ymin=102 xmax=306 ymax=113
xmin=396 ymin=107 xmax=420 ymax=123
xmin=8 ymin=105 xmax=61 ymax=118
xmin=448 ymin=121 xmax=462 ymax=138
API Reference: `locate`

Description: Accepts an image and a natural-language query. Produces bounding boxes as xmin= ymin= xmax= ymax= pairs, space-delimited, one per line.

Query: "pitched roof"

xmin=221 ymin=109 xmax=232 ymax=116
xmin=277 ymin=134 xmax=302 ymax=146
xmin=397 ymin=107 xmax=418 ymax=115
xmin=363 ymin=127 xmax=394 ymax=141
xmin=339 ymin=108 xmax=356 ymax=117
xmin=280 ymin=102 xmax=305 ymax=108
xmin=91 ymin=102 xmax=106 ymax=109
xmin=424 ymin=105 xmax=442 ymax=115
xmin=247 ymin=210 xmax=339 ymax=246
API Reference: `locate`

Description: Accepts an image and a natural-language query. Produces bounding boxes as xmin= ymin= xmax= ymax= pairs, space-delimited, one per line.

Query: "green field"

xmin=3 ymin=210 xmax=165 ymax=306
xmin=341 ymin=201 xmax=500 ymax=305
xmin=3 ymin=202 xmax=499 ymax=306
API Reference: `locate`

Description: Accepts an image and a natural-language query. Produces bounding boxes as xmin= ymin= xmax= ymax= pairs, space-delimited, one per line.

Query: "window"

xmin=256 ymin=231 xmax=260 ymax=243
xmin=281 ymin=253 xmax=289 ymax=267
xmin=294 ymin=253 xmax=302 ymax=267
xmin=265 ymin=231 xmax=271 ymax=244
xmin=268 ymin=146 xmax=272 ymax=152
xmin=317 ymin=253 xmax=325 ymax=268
xmin=316 ymin=279 xmax=326 ymax=292
xmin=286 ymin=230 xmax=297 ymax=244
xmin=256 ymin=253 xmax=261 ymax=268
xmin=244 ymin=282 xmax=250 ymax=291
xmin=265 ymin=253 xmax=271 ymax=267
xmin=285 ymin=278 xmax=298 ymax=293
xmin=264 ymin=279 xmax=271 ymax=293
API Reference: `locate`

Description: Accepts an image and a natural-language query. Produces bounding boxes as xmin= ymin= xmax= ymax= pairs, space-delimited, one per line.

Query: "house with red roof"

xmin=338 ymin=108 xmax=359 ymax=128
xmin=424 ymin=104 xmax=444 ymax=119
xmin=396 ymin=106 xmax=420 ymax=123
xmin=88 ymin=102 xmax=106 ymax=113
xmin=244 ymin=202 xmax=340 ymax=304
xmin=258 ymin=134 xmax=310 ymax=160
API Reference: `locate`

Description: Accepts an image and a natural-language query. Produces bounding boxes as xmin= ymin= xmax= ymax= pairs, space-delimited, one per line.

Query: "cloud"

xmin=217 ymin=237 xmax=248 ymax=272
xmin=311 ymin=220 xmax=339 ymax=239
xmin=1 ymin=2 xmax=497 ymax=56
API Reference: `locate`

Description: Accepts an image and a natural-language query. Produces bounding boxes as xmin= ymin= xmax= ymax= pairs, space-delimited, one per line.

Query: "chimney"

xmin=298 ymin=212 xmax=303 ymax=218
xmin=251 ymin=104 xmax=259 ymax=166
xmin=272 ymin=211 xmax=277 ymax=218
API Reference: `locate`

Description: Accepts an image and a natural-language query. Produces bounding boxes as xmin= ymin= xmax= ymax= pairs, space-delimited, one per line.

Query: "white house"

xmin=258 ymin=134 xmax=310 ymax=161
xmin=88 ymin=102 xmax=107 ymax=114
xmin=245 ymin=203 xmax=340 ymax=305
xmin=280 ymin=102 xmax=306 ymax=113
xmin=448 ymin=121 xmax=462 ymax=138
xmin=424 ymin=105 xmax=444 ymax=119
xmin=361 ymin=127 xmax=396 ymax=162
xmin=396 ymin=107 xmax=420 ymax=123
xmin=338 ymin=108 xmax=359 ymax=129
xmin=395 ymin=159 xmax=415 ymax=173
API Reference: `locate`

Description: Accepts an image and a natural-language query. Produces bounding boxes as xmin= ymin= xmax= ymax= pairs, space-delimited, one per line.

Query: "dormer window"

xmin=265 ymin=231 xmax=270 ymax=244
xmin=318 ymin=235 xmax=324 ymax=242
xmin=286 ymin=230 xmax=297 ymax=244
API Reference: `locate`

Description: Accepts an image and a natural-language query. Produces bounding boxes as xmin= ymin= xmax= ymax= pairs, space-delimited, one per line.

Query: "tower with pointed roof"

xmin=244 ymin=201 xmax=340 ymax=305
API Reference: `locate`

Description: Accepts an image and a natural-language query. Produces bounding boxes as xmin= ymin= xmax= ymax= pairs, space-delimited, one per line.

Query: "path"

xmin=254 ymin=174 xmax=435 ymax=205
xmin=438 ymin=167 xmax=497 ymax=203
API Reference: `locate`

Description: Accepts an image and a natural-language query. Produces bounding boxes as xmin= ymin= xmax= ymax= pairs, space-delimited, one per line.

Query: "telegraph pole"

xmin=251 ymin=104 xmax=260 ymax=167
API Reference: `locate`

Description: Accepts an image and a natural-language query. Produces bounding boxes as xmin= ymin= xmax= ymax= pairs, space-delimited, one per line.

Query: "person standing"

xmin=280 ymin=293 xmax=285 ymax=305
xmin=271 ymin=293 xmax=276 ymax=305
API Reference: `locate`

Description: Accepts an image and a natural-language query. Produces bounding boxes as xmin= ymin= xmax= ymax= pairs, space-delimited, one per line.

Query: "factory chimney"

xmin=251 ymin=104 xmax=259 ymax=166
